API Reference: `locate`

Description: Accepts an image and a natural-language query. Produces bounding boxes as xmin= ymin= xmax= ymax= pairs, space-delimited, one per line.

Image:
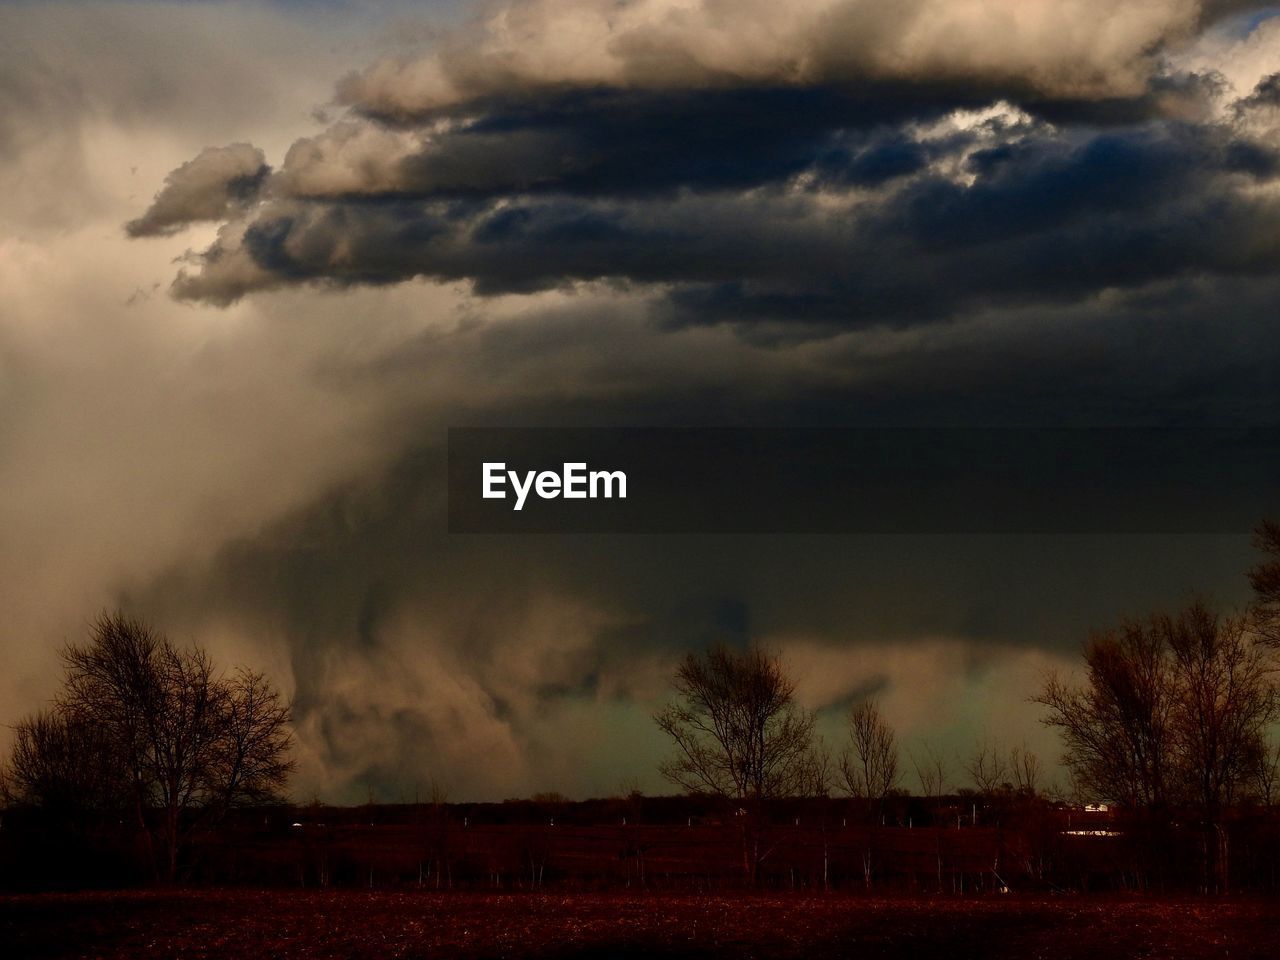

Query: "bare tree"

xmin=1037 ymin=598 xmax=1278 ymax=892
xmin=1165 ymin=601 xmax=1278 ymax=892
xmin=1039 ymin=600 xmax=1277 ymax=813
xmin=1164 ymin=602 xmax=1278 ymax=817
xmin=214 ymin=668 xmax=294 ymax=806
xmin=5 ymin=709 xmax=125 ymax=816
xmin=654 ymin=643 xmax=817 ymax=803
xmin=1035 ymin=614 xmax=1174 ymax=808
xmin=909 ymin=741 xmax=948 ymax=799
xmin=1009 ymin=744 xmax=1044 ymax=797
xmin=1249 ymin=739 xmax=1280 ymax=807
xmin=415 ymin=777 xmax=453 ymax=889
xmin=614 ymin=777 xmax=645 ymax=802
xmin=798 ymin=736 xmax=835 ymax=798
xmin=11 ymin=612 xmax=294 ymax=882
xmin=655 ymin=643 xmax=816 ymax=884
xmin=1248 ymin=519 xmax=1280 ymax=647
xmin=840 ymin=699 xmax=900 ymax=805
xmin=965 ymin=737 xmax=1009 ymax=795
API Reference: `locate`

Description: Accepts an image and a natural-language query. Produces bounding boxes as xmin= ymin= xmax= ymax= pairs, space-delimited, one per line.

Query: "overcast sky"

xmin=3 ymin=0 xmax=1280 ymax=803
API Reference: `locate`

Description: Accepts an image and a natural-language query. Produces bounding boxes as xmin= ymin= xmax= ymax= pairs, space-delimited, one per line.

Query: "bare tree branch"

xmin=654 ymin=644 xmax=817 ymax=803
xmin=840 ymin=699 xmax=900 ymax=805
xmin=10 ymin=611 xmax=294 ymax=883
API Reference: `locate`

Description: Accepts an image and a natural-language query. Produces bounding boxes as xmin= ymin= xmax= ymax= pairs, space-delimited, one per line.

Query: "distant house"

xmin=1063 ymin=801 xmax=1122 ymax=836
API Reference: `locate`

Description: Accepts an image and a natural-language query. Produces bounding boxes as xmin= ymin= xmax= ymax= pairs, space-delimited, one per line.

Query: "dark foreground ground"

xmin=3 ymin=890 xmax=1278 ymax=960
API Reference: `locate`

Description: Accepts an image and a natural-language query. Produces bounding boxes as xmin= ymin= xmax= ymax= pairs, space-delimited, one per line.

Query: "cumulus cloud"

xmin=337 ymin=0 xmax=1218 ymax=118
xmin=127 ymin=2 xmax=1280 ymax=340
xmin=126 ymin=143 xmax=269 ymax=237
xmin=158 ymin=109 xmax=1280 ymax=331
xmin=1175 ymin=9 xmax=1280 ymax=101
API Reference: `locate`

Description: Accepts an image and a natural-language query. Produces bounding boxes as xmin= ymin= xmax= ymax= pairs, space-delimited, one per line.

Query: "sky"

xmin=3 ymin=0 xmax=1280 ymax=803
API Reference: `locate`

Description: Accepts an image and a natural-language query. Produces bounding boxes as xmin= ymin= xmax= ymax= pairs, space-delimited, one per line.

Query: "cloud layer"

xmin=132 ymin=2 xmax=1280 ymax=349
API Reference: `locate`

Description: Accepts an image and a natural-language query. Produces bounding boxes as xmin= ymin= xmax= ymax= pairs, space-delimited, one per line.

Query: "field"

xmin=3 ymin=891 xmax=1278 ymax=960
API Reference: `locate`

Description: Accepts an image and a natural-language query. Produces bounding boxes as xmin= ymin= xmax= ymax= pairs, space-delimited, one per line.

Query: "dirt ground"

xmin=3 ymin=890 xmax=1278 ymax=960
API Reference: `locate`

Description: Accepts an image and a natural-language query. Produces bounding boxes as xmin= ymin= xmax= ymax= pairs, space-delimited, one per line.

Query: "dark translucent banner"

xmin=447 ymin=428 xmax=1280 ymax=534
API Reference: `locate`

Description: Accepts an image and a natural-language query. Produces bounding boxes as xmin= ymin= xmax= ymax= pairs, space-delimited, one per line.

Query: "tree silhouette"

xmin=5 ymin=611 xmax=293 ymax=882
xmin=1248 ymin=519 xmax=1280 ymax=647
xmin=1008 ymin=743 xmax=1044 ymax=797
xmin=909 ymin=741 xmax=948 ymax=799
xmin=655 ymin=643 xmax=816 ymax=883
xmin=1036 ymin=614 xmax=1174 ymax=809
xmin=655 ymin=643 xmax=816 ymax=803
xmin=840 ymin=699 xmax=900 ymax=806
xmin=1037 ymin=598 xmax=1278 ymax=892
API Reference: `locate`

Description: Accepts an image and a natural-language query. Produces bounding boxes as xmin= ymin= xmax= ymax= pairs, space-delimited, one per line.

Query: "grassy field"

xmin=3 ymin=890 xmax=1278 ymax=959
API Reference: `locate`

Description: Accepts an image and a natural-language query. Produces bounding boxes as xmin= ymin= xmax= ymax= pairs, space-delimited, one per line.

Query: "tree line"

xmin=650 ymin=521 xmax=1280 ymax=890
xmin=657 ymin=523 xmax=1280 ymax=807
xmin=4 ymin=521 xmax=1280 ymax=889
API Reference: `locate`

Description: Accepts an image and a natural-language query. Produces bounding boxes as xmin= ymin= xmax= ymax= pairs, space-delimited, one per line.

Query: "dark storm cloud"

xmin=1019 ymin=71 xmax=1226 ymax=126
xmin=661 ymin=121 xmax=1280 ymax=327
xmin=161 ymin=109 xmax=1280 ymax=334
xmin=124 ymin=1 xmax=1280 ymax=336
xmin=1235 ymin=70 xmax=1280 ymax=111
xmin=365 ymin=85 xmax=987 ymax=199
xmin=1202 ymin=1 xmax=1280 ymax=24
xmin=267 ymin=83 xmax=1037 ymax=208
xmin=115 ymin=265 xmax=1280 ymax=800
xmin=127 ymin=426 xmax=1263 ymax=800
